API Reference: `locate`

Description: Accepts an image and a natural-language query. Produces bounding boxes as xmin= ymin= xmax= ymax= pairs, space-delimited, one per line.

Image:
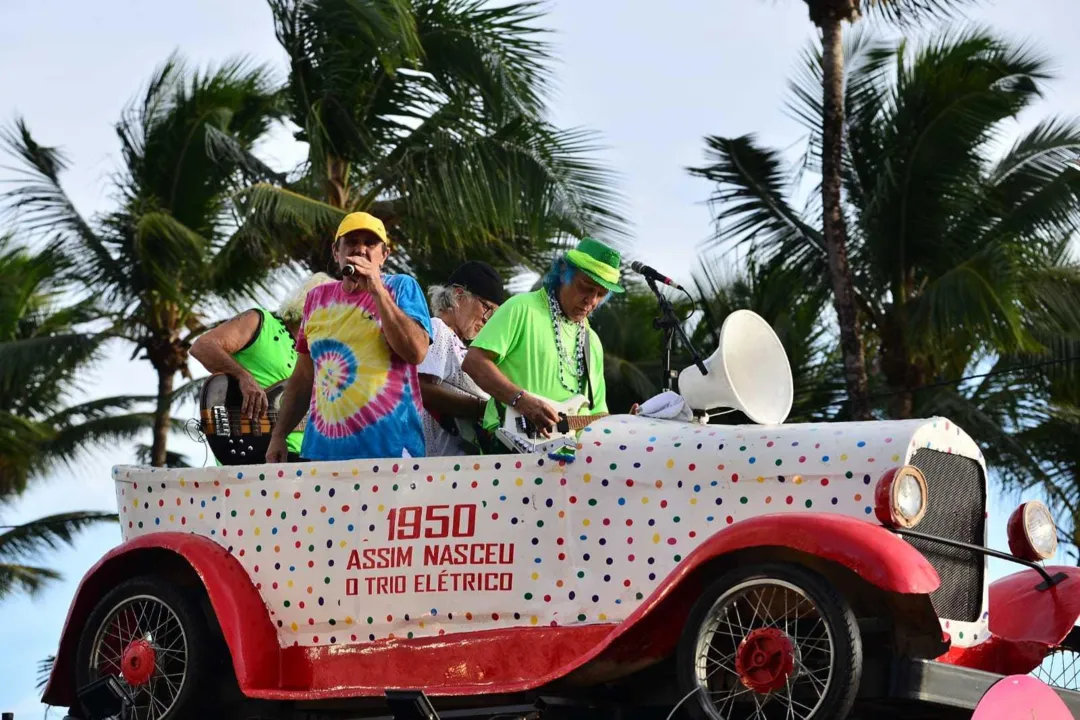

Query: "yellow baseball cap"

xmin=334 ymin=212 xmax=390 ymax=247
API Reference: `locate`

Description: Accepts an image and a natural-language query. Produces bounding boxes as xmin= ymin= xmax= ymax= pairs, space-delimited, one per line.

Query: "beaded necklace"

xmin=546 ymin=288 xmax=587 ymax=394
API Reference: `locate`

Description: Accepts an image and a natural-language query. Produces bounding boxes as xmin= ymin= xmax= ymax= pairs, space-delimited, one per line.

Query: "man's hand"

xmin=343 ymin=256 xmax=384 ymax=294
xmin=515 ymin=393 xmax=561 ymax=437
xmin=265 ymin=435 xmax=289 ymax=464
xmin=238 ymin=375 xmax=269 ymax=420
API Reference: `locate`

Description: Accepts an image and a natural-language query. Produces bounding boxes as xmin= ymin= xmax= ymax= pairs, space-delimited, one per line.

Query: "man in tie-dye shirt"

xmin=266 ymin=213 xmax=432 ymax=462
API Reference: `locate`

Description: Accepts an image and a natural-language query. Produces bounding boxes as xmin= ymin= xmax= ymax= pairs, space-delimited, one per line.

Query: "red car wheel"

xmin=676 ymin=563 xmax=862 ymax=720
xmin=74 ymin=576 xmax=215 ymax=720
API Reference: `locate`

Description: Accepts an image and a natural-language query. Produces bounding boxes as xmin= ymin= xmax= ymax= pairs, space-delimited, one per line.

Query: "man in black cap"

xmin=417 ymin=261 xmax=508 ymax=456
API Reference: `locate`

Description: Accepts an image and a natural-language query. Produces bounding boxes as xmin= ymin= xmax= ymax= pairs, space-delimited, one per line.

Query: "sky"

xmin=2 ymin=0 xmax=1080 ymax=715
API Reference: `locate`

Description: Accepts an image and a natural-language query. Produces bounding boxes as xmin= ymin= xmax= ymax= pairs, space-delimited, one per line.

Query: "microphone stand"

xmin=644 ymin=276 xmax=708 ymax=391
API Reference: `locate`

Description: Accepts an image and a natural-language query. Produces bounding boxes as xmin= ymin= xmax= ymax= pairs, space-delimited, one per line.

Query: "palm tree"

xmin=2 ymin=54 xmax=288 ymax=467
xmin=691 ymin=28 xmax=1080 ymax=416
xmin=0 ymin=234 xmax=154 ymax=598
xmin=778 ymin=0 xmax=977 ymax=421
xmin=691 ymin=28 xmax=1080 ymax=538
xmin=231 ymin=0 xmax=627 ymax=281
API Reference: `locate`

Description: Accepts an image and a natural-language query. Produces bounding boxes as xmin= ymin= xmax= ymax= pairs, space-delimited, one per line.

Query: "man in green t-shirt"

xmin=463 ymin=237 xmax=624 ymax=438
xmin=190 ymin=273 xmax=335 ymax=458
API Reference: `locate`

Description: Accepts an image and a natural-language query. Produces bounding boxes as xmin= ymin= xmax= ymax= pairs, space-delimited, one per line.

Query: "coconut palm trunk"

xmin=818 ymin=6 xmax=871 ymax=420
xmin=151 ymin=368 xmax=175 ymax=468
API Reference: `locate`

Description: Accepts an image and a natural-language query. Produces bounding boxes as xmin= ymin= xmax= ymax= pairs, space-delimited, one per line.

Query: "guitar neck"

xmin=564 ymin=413 xmax=608 ymax=430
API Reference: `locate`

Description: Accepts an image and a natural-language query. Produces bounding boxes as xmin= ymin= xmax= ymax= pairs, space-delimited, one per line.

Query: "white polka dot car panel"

xmin=112 ymin=414 xmax=991 ymax=651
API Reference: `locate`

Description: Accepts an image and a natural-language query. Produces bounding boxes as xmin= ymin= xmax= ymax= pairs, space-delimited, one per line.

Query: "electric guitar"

xmin=496 ymin=394 xmax=608 ymax=454
xmin=198 ymin=373 xmax=308 ymax=465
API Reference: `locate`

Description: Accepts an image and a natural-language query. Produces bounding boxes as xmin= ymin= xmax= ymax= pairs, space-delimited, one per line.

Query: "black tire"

xmin=74 ymin=576 xmax=215 ymax=719
xmin=675 ymin=563 xmax=862 ymax=720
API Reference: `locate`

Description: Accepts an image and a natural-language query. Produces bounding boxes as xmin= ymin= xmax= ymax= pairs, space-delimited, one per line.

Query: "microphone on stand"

xmin=630 ymin=261 xmax=685 ymax=292
xmin=630 ymin=260 xmax=707 ymax=388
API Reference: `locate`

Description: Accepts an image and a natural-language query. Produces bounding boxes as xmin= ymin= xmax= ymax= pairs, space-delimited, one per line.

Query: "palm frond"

xmin=36 ymin=654 xmax=55 ymax=691
xmin=0 ymin=333 xmax=105 ymax=415
xmin=0 ymin=119 xmax=122 ymax=285
xmin=388 ymin=119 xmax=630 ymax=256
xmin=0 ymin=563 xmax=62 ymax=600
xmin=413 ymin=0 xmax=554 ymax=117
xmin=133 ymin=444 xmax=193 ymax=468
xmin=169 ymin=377 xmax=207 ymax=408
xmin=0 ymin=412 xmax=52 ymax=499
xmin=42 ymin=412 xmax=163 ymax=465
xmin=688 ymin=134 xmax=827 ymax=284
xmin=0 ymin=511 xmax=117 ymax=562
xmin=864 ymin=0 xmax=979 ymax=26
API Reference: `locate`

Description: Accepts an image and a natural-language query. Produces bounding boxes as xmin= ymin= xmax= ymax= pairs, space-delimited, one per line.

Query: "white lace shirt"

xmin=417 ymin=317 xmax=489 ymax=456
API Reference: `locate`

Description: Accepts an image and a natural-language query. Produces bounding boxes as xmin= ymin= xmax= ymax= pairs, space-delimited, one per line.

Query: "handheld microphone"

xmin=341 ymin=264 xmax=357 ymax=277
xmin=630 ymin=261 xmax=685 ymax=291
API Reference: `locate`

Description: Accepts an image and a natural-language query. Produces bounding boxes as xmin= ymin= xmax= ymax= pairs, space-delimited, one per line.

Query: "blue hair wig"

xmin=542 ymin=256 xmax=612 ymax=312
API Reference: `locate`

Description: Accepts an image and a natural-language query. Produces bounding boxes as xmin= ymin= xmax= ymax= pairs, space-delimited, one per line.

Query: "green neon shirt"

xmin=233 ymin=308 xmax=303 ymax=455
xmin=469 ymin=289 xmax=607 ymax=430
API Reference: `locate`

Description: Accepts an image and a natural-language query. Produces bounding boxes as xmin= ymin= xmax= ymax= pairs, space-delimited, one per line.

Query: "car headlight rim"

xmin=1025 ymin=501 xmax=1057 ymax=560
xmin=875 ymin=465 xmax=928 ymax=529
xmin=1007 ymin=500 xmax=1058 ymax=562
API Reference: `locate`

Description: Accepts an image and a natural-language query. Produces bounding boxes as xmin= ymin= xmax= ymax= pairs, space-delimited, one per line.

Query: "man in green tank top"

xmin=191 ymin=274 xmax=335 ymax=458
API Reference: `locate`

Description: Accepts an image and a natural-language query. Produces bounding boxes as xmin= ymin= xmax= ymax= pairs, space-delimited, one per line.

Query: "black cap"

xmin=447 ymin=261 xmax=508 ymax=306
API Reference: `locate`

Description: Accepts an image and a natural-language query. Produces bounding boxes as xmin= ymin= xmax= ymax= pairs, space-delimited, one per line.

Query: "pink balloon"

xmin=973 ymin=675 xmax=1073 ymax=720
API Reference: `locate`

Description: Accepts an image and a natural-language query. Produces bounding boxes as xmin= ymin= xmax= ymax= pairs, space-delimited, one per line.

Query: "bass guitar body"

xmin=198 ymin=373 xmax=306 ymax=465
xmin=496 ymin=394 xmax=607 ymax=454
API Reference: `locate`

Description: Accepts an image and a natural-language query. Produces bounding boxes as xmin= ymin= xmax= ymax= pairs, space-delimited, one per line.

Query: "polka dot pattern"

xmin=114 ymin=415 xmax=989 ymax=649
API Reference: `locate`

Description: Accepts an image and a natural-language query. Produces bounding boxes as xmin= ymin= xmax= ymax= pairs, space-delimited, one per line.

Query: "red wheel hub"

xmin=735 ymin=627 xmax=795 ymax=693
xmin=120 ymin=639 xmax=156 ymax=686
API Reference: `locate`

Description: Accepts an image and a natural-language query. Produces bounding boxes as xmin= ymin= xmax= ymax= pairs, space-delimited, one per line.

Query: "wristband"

xmin=510 ymin=390 xmax=525 ymax=407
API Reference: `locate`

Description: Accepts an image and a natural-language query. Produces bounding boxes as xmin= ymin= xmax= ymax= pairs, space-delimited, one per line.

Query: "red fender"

xmin=42 ymin=533 xmax=279 ymax=707
xmin=989 ymin=566 xmax=1080 ymax=646
xmin=671 ymin=512 xmax=940 ymax=594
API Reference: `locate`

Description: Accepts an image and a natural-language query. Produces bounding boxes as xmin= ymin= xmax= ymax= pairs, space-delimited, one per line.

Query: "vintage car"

xmin=41 ymin=311 xmax=1080 ymax=720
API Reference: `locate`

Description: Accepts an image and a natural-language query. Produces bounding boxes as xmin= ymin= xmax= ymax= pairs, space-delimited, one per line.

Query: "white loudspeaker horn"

xmin=678 ymin=309 xmax=793 ymax=425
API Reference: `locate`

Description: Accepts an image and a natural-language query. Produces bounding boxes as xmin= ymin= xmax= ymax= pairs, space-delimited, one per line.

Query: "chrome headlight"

xmin=1008 ymin=500 xmax=1058 ymax=561
xmin=875 ymin=466 xmax=928 ymax=528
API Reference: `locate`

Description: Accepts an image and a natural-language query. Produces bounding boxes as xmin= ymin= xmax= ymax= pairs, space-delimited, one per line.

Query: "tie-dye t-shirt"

xmin=294 ymin=276 xmax=433 ymax=461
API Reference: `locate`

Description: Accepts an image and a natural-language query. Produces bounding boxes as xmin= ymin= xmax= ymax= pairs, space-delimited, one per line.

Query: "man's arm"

xmin=189 ymin=310 xmax=266 ymax=419
xmin=345 ymin=259 xmax=429 ymax=365
xmin=419 ymin=375 xmax=486 ymax=421
xmin=371 ymin=285 xmax=429 ymax=365
xmin=462 ymin=348 xmax=560 ymax=431
xmin=266 ymin=354 xmax=314 ymax=463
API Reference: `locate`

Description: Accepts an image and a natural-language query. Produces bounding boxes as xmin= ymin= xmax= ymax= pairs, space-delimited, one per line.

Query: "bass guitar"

xmin=496 ymin=393 xmax=608 ymax=454
xmin=198 ymin=373 xmax=307 ymax=465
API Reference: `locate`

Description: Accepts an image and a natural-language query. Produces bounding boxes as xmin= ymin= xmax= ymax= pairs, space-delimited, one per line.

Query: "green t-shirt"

xmin=470 ymin=289 xmax=607 ymax=430
xmin=232 ymin=308 xmax=304 ymax=455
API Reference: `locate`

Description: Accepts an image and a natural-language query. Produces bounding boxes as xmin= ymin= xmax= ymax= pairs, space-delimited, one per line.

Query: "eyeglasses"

xmin=479 ymin=301 xmax=497 ymax=321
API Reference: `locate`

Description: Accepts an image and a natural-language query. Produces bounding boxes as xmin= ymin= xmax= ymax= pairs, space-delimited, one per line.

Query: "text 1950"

xmin=386 ymin=504 xmax=477 ymax=541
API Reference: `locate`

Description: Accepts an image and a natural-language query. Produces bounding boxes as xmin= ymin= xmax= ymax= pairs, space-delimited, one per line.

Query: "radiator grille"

xmin=905 ymin=449 xmax=986 ymax=622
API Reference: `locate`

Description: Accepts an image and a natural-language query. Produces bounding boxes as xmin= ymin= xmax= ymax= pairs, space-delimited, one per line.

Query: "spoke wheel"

xmin=1032 ymin=648 xmax=1080 ymax=691
xmin=676 ymin=564 xmax=862 ymax=720
xmin=76 ymin=577 xmax=214 ymax=720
